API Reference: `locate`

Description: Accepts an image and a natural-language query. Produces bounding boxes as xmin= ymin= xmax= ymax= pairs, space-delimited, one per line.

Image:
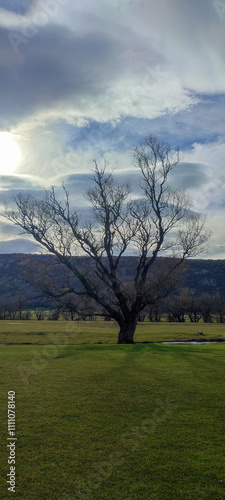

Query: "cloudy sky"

xmin=0 ymin=0 xmax=225 ymax=257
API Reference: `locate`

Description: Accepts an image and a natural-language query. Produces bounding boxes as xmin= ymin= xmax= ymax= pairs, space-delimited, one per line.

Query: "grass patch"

xmin=0 ymin=320 xmax=225 ymax=344
xmin=1 ymin=336 xmax=225 ymax=498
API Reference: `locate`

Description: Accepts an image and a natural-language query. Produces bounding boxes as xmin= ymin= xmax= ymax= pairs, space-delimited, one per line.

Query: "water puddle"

xmin=161 ymin=340 xmax=225 ymax=345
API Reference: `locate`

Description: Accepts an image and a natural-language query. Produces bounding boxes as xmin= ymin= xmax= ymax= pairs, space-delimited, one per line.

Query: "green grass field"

xmin=0 ymin=319 xmax=225 ymax=345
xmin=1 ymin=321 xmax=225 ymax=499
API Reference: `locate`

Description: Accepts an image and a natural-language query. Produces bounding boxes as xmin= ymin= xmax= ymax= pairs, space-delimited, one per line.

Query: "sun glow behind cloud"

xmin=0 ymin=132 xmax=22 ymax=175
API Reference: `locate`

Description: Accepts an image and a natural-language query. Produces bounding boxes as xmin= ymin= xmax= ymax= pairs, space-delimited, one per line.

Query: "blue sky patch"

xmin=0 ymin=0 xmax=32 ymax=15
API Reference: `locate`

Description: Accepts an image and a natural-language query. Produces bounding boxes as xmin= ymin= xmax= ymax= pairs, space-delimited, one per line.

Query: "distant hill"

xmin=184 ymin=259 xmax=225 ymax=296
xmin=0 ymin=254 xmax=225 ymax=307
xmin=0 ymin=254 xmax=40 ymax=307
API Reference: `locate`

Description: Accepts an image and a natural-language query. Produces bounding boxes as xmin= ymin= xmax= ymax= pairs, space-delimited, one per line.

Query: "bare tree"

xmin=166 ymin=287 xmax=203 ymax=323
xmin=166 ymin=292 xmax=187 ymax=322
xmin=5 ymin=300 xmax=18 ymax=320
xmin=199 ymin=293 xmax=214 ymax=323
xmin=148 ymin=299 xmax=164 ymax=322
xmin=34 ymin=309 xmax=45 ymax=321
xmin=213 ymin=290 xmax=225 ymax=323
xmin=4 ymin=135 xmax=210 ymax=343
xmin=184 ymin=288 xmax=202 ymax=323
xmin=0 ymin=301 xmax=9 ymax=320
xmin=16 ymin=293 xmax=27 ymax=320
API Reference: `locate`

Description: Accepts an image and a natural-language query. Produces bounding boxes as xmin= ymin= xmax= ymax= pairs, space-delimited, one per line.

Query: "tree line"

xmin=1 ymin=288 xmax=224 ymax=323
xmin=146 ymin=289 xmax=225 ymax=323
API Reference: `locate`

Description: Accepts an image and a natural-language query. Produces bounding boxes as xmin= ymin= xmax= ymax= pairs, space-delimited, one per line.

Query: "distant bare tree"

xmin=8 ymin=301 xmax=19 ymax=320
xmin=0 ymin=301 xmax=9 ymax=320
xmin=4 ymin=135 xmax=210 ymax=343
xmin=16 ymin=293 xmax=27 ymax=320
xmin=166 ymin=287 xmax=203 ymax=323
xmin=34 ymin=309 xmax=45 ymax=321
xmin=166 ymin=292 xmax=187 ymax=322
xmin=213 ymin=291 xmax=225 ymax=323
xmin=24 ymin=309 xmax=31 ymax=320
xmin=199 ymin=293 xmax=214 ymax=323
xmin=184 ymin=288 xmax=202 ymax=323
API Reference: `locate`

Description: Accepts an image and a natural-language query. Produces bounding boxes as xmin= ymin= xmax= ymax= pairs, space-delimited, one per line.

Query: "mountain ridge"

xmin=0 ymin=254 xmax=225 ymax=307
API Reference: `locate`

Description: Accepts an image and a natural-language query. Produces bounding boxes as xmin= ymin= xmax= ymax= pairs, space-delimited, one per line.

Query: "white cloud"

xmin=0 ymin=0 xmax=201 ymax=129
xmin=205 ymin=212 xmax=225 ymax=259
xmin=1 ymin=0 xmax=225 ymax=257
xmin=181 ymin=141 xmax=225 ymax=212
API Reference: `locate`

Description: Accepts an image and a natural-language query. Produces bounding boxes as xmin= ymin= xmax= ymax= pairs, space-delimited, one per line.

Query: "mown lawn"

xmin=1 ymin=325 xmax=225 ymax=499
xmin=0 ymin=319 xmax=225 ymax=345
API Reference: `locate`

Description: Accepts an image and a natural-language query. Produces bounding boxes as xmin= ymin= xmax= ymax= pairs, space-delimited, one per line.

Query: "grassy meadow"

xmin=1 ymin=319 xmax=225 ymax=345
xmin=1 ymin=321 xmax=225 ymax=499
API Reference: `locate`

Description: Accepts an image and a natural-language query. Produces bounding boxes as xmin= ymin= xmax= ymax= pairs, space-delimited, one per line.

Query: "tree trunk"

xmin=117 ymin=321 xmax=137 ymax=344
